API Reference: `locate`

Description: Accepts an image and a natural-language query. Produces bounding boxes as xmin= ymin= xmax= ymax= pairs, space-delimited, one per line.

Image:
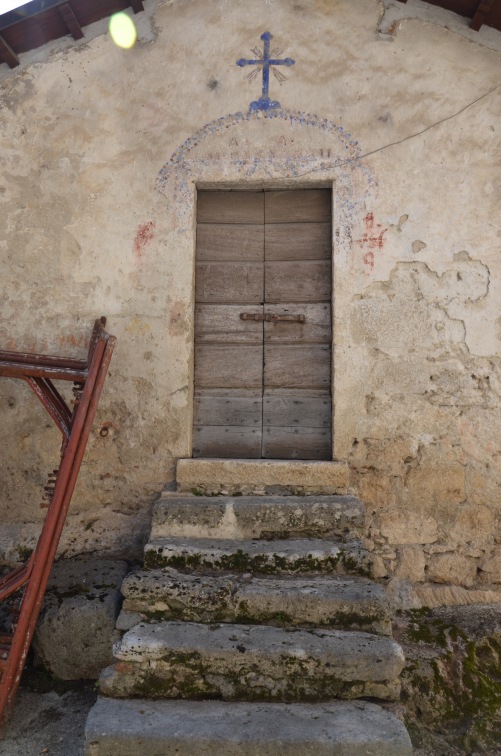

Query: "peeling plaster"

xmin=0 ymin=0 xmax=500 ymax=587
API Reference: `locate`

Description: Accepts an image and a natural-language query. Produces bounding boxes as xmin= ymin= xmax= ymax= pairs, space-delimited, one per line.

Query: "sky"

xmin=0 ymin=0 xmax=28 ymax=14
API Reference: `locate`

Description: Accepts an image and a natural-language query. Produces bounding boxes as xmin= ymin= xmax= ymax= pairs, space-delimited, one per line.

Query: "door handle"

xmin=240 ymin=313 xmax=305 ymax=323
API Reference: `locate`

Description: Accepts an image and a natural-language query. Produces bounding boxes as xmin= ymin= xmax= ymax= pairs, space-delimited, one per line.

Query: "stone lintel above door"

xmin=175 ymin=459 xmax=350 ymax=497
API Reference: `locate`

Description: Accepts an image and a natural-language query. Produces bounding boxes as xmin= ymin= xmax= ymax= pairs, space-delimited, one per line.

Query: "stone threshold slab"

xmin=176 ymin=458 xmax=351 ymax=495
xmin=85 ymin=698 xmax=413 ymax=755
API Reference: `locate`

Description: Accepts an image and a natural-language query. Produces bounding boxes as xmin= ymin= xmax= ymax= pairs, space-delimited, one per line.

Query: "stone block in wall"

xmin=479 ymin=554 xmax=501 ymax=583
xmin=33 ymin=557 xmax=128 ymax=680
xmin=371 ymin=555 xmax=388 ymax=579
xmin=351 ymin=437 xmax=419 ymax=477
xmin=405 ymin=463 xmax=466 ymax=508
xmin=427 ymin=553 xmax=476 ymax=588
xmin=379 ymin=509 xmax=437 ymax=545
xmin=356 ymin=469 xmax=397 ymax=508
xmin=450 ymin=503 xmax=496 ymax=546
xmin=395 ymin=546 xmax=426 ymax=582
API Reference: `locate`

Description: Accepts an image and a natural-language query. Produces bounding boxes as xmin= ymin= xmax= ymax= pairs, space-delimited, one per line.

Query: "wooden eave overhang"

xmin=0 ymin=0 xmax=500 ymax=70
xmin=0 ymin=0 xmax=144 ymax=68
xmin=396 ymin=0 xmax=501 ymax=33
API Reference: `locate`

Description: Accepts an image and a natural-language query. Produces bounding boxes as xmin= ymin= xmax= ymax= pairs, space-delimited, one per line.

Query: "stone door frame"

xmin=157 ymin=107 xmax=376 ymax=464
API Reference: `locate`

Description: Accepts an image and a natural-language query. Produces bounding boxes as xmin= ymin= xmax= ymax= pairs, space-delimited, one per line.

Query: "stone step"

xmin=100 ymin=621 xmax=405 ymax=701
xmin=143 ymin=537 xmax=373 ymax=576
xmin=152 ymin=495 xmax=364 ymax=541
xmin=85 ymin=698 xmax=413 ymax=755
xmin=118 ymin=568 xmax=392 ymax=635
xmin=176 ymin=458 xmax=350 ymax=496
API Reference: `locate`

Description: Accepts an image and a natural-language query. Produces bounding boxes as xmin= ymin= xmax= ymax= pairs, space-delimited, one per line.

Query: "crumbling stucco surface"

xmin=0 ymin=0 xmax=500 ymax=590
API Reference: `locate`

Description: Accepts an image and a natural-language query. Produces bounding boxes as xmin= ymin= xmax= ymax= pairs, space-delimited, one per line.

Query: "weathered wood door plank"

xmin=194 ymin=189 xmax=332 ymax=460
xmin=196 ymin=262 xmax=264 ymax=304
xmin=265 ymin=190 xmax=331 ymax=223
xmin=194 ymin=393 xmax=262 ymax=427
xmin=198 ymin=191 xmax=264 ymax=224
xmin=195 ymin=305 xmax=263 ymax=344
xmin=195 ymin=344 xmax=263 ymax=389
xmin=262 ymin=427 xmax=332 ymax=460
xmin=263 ymin=395 xmax=332 ymax=428
xmin=264 ymin=345 xmax=331 ymax=389
xmin=265 ymin=222 xmax=331 ymax=260
xmin=265 ymin=261 xmax=332 ymax=303
xmin=264 ymin=304 xmax=331 ymax=344
xmin=193 ymin=426 xmax=262 ymax=458
xmin=196 ymin=224 xmax=264 ymax=262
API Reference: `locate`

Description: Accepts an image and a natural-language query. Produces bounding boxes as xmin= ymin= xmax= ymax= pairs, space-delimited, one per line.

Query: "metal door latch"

xmin=240 ymin=313 xmax=305 ymax=323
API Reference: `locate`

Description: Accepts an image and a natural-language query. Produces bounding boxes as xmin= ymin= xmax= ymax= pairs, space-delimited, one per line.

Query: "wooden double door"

xmin=193 ymin=189 xmax=332 ymax=460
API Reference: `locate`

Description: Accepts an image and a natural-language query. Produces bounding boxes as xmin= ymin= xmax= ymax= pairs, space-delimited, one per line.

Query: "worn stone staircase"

xmin=84 ymin=495 xmax=413 ymax=754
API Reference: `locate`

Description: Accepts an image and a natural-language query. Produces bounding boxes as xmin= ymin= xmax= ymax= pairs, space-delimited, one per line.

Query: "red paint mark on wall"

xmin=2 ymin=335 xmax=87 ymax=354
xmin=355 ymin=213 xmax=387 ymax=271
xmin=3 ymin=338 xmax=51 ymax=352
xmin=58 ymin=334 xmax=86 ymax=349
xmin=133 ymin=221 xmax=156 ymax=261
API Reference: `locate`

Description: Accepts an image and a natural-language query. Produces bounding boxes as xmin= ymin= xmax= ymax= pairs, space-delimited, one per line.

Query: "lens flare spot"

xmin=109 ymin=13 xmax=137 ymax=49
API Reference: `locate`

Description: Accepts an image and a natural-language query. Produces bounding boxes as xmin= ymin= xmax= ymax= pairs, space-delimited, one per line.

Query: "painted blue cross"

xmin=236 ymin=32 xmax=295 ymax=111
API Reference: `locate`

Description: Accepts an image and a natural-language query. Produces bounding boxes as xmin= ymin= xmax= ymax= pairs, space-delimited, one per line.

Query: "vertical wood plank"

xmin=264 ymin=345 xmax=331 ymax=388
xmin=198 ymin=192 xmax=264 ymax=224
xmin=262 ymin=427 xmax=331 ymax=460
xmin=265 ymin=223 xmax=331 ymax=260
xmin=196 ymin=262 xmax=264 ymax=303
xmin=265 ymin=190 xmax=331 ymax=223
xmin=195 ymin=392 xmax=262 ymax=426
xmin=264 ymin=304 xmax=331 ymax=344
xmin=195 ymin=305 xmax=263 ymax=344
xmin=195 ymin=344 xmax=263 ymax=389
xmin=193 ymin=427 xmax=262 ymax=458
xmin=196 ymin=224 xmax=264 ymax=261
xmin=263 ymin=395 xmax=331 ymax=427
xmin=265 ymin=261 xmax=331 ymax=303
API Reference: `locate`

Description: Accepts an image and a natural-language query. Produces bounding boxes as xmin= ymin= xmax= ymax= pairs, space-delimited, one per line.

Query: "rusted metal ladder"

xmin=0 ymin=318 xmax=115 ymax=727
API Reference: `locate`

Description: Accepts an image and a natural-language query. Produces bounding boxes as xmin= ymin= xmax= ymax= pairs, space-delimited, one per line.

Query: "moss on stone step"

xmin=397 ymin=606 xmax=501 ymax=752
xmin=144 ymin=548 xmax=344 ymax=575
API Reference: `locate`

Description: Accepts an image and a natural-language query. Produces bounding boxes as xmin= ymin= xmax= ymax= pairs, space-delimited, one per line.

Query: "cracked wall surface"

xmin=0 ymin=0 xmax=500 ymax=594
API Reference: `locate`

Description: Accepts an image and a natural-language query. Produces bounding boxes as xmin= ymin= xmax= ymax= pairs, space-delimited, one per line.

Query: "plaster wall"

xmin=0 ymin=0 xmax=500 ymax=594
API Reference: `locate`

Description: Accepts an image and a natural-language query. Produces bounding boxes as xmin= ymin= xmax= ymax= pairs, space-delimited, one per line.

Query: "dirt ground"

xmin=1 ymin=668 xmax=97 ymax=756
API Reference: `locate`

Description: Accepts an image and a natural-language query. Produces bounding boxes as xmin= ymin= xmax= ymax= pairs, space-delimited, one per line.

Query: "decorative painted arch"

xmin=157 ymin=106 xmax=377 ymax=269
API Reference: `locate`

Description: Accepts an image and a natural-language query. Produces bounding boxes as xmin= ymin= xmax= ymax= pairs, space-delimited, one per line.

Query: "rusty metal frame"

xmin=0 ymin=317 xmax=115 ymax=727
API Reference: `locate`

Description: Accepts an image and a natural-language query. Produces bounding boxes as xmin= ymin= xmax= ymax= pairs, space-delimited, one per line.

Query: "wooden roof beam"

xmin=58 ymin=2 xmax=84 ymax=40
xmin=130 ymin=0 xmax=144 ymax=12
xmin=470 ymin=0 xmax=495 ymax=31
xmin=0 ymin=34 xmax=19 ymax=68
